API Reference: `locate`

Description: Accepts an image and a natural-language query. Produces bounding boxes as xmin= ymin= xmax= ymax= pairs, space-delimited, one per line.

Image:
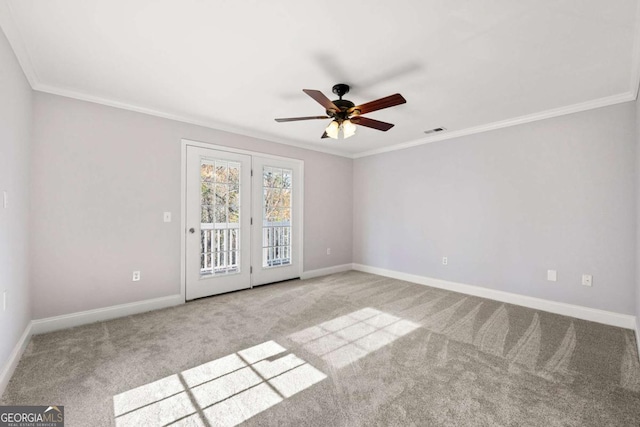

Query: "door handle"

xmin=189 ymin=228 xmax=195 ymax=234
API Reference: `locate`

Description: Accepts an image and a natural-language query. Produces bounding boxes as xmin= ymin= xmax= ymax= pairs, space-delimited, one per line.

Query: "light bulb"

xmin=342 ymin=119 xmax=356 ymax=139
xmin=325 ymin=120 xmax=339 ymax=139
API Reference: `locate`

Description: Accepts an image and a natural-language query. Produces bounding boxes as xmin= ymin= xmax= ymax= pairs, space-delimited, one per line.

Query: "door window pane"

xmin=228 ymin=185 xmax=240 ymax=223
xmin=200 ymin=159 xmax=242 ymax=276
xmin=262 ymin=167 xmax=293 ymax=268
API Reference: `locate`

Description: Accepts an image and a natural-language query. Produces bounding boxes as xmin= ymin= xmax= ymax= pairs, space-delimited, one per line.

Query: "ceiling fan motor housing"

xmin=327 ymin=99 xmax=357 ymax=119
xmin=327 ymin=83 xmax=359 ymax=119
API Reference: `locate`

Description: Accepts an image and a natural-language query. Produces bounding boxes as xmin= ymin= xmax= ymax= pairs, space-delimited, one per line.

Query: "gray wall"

xmin=31 ymin=93 xmax=352 ymax=319
xmin=0 ymin=29 xmax=32 ymax=375
xmin=354 ymin=102 xmax=636 ymax=315
xmin=9 ymin=53 xmax=640 ymax=328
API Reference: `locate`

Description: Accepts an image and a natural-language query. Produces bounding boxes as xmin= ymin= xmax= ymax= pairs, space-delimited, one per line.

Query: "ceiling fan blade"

xmin=303 ymin=89 xmax=342 ymax=112
xmin=321 ymin=131 xmax=330 ymax=139
xmin=349 ymin=93 xmax=406 ymax=115
xmin=275 ymin=116 xmax=329 ymax=122
xmin=351 ymin=116 xmax=395 ymax=131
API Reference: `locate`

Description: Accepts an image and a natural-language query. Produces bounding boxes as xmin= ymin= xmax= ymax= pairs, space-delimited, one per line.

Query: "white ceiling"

xmin=1 ymin=0 xmax=639 ymax=157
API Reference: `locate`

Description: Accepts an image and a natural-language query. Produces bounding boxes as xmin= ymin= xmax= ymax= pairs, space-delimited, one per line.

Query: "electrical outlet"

xmin=547 ymin=270 xmax=557 ymax=282
xmin=132 ymin=271 xmax=141 ymax=282
xmin=163 ymin=212 xmax=172 ymax=222
xmin=582 ymin=274 xmax=593 ymax=287
xmin=326 ymin=248 xmax=331 ymax=255
xmin=442 ymin=257 xmax=448 ymax=265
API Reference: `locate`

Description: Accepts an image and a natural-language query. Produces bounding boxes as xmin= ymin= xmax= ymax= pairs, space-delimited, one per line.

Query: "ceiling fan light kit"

xmin=275 ymin=83 xmax=406 ymax=140
xmin=325 ymin=120 xmax=340 ymax=139
xmin=342 ymin=119 xmax=357 ymax=138
xmin=325 ymin=118 xmax=357 ymax=140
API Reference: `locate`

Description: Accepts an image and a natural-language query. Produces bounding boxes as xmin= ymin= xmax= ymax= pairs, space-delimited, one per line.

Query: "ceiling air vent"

xmin=424 ymin=127 xmax=446 ymax=135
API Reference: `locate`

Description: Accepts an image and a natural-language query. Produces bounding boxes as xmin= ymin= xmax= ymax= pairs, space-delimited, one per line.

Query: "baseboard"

xmin=0 ymin=322 xmax=32 ymax=397
xmin=301 ymin=264 xmax=353 ymax=280
xmin=352 ymin=264 xmax=636 ymax=329
xmin=31 ymin=294 xmax=184 ymax=335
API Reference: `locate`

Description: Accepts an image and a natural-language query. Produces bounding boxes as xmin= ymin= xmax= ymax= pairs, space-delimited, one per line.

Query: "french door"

xmin=185 ymin=145 xmax=302 ymax=300
xmin=251 ymin=156 xmax=301 ymax=286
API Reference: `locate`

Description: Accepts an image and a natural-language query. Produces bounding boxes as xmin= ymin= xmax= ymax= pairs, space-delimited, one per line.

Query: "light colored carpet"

xmin=2 ymin=271 xmax=640 ymax=426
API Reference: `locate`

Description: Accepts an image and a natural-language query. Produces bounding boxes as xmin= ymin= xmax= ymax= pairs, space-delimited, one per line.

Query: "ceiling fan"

xmin=275 ymin=84 xmax=406 ymax=139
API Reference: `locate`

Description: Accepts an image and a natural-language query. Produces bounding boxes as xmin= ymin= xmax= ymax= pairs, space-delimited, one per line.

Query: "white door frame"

xmin=180 ymin=138 xmax=305 ymax=302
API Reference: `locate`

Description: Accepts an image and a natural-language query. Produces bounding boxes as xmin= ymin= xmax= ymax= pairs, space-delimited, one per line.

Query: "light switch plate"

xmin=582 ymin=274 xmax=593 ymax=287
xmin=3 ymin=191 xmax=7 ymax=209
xmin=163 ymin=212 xmax=172 ymax=222
xmin=547 ymin=270 xmax=557 ymax=282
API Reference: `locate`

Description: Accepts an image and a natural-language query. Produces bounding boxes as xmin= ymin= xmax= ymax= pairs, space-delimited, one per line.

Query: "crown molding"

xmin=0 ymin=1 xmax=352 ymax=159
xmin=0 ymin=0 xmax=38 ymax=87
xmin=28 ymin=86 xmax=639 ymax=161
xmin=33 ymin=83 xmax=353 ymax=158
xmin=631 ymin=0 xmax=640 ymax=99
xmin=32 ymin=86 xmax=636 ymax=161
xmin=353 ymin=92 xmax=636 ymax=158
xmin=32 ymin=87 xmax=636 ymax=161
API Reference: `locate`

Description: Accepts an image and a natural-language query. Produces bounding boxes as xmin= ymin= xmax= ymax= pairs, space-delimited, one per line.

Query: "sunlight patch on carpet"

xmin=289 ymin=307 xmax=420 ymax=368
xmin=113 ymin=340 xmax=326 ymax=427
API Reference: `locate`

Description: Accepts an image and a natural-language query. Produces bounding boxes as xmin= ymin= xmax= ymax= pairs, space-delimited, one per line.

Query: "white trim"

xmin=297 ymin=164 xmax=305 ymax=283
xmin=353 ymin=92 xmax=636 ymax=158
xmin=352 ymin=264 xmax=636 ymax=329
xmin=32 ymin=85 xmax=636 ymax=161
xmin=31 ymin=295 xmax=183 ymax=335
xmin=0 ymin=322 xmax=32 ymax=397
xmin=301 ymin=263 xmax=353 ymax=280
xmin=636 ymin=318 xmax=640 ymax=363
xmin=630 ymin=0 xmax=640 ymax=100
xmin=31 ymin=86 xmax=637 ymax=161
xmin=181 ymin=138 xmax=306 ymax=163
xmin=0 ymin=1 xmax=39 ymax=87
xmin=33 ymin=84 xmax=350 ymax=158
xmin=180 ymin=142 xmax=187 ymax=302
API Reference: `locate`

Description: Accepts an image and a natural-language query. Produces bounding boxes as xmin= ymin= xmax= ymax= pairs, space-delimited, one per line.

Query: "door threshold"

xmin=186 ymin=286 xmax=252 ymax=302
xmin=252 ymin=277 xmax=301 ymax=289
